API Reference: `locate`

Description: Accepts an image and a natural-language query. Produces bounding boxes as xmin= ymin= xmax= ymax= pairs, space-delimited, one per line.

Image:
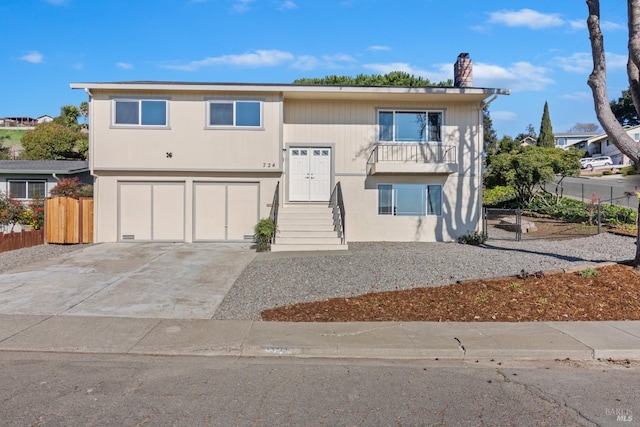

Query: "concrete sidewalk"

xmin=1 ymin=315 xmax=639 ymax=361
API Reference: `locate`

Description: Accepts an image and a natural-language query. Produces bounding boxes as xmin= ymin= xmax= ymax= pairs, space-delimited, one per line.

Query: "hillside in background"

xmin=0 ymin=129 xmax=27 ymax=159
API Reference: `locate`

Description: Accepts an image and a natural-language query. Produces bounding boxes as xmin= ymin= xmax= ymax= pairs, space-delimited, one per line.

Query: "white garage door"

xmin=193 ymin=182 xmax=258 ymax=241
xmin=119 ymin=182 xmax=185 ymax=242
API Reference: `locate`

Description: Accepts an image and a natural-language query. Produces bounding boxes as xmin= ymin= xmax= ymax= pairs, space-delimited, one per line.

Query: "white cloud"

xmin=488 ymin=9 xmax=563 ymax=30
xmin=562 ymin=91 xmax=592 ymax=101
xmin=555 ymin=52 xmax=626 ymax=73
xmin=292 ymin=55 xmax=319 ymax=70
xmin=20 ymin=51 xmax=44 ymax=64
xmin=474 ymin=61 xmax=554 ymax=91
xmin=602 ymin=20 xmax=625 ymax=31
xmin=490 ymin=110 xmax=518 ymax=122
xmin=73 ymin=62 xmax=84 ymax=70
xmin=369 ymin=45 xmax=391 ymax=51
xmin=232 ymin=0 xmax=254 ymax=12
xmin=277 ymin=1 xmax=297 ymax=11
xmin=554 ymin=52 xmax=593 ymax=73
xmin=164 ymin=49 xmax=295 ymax=71
xmin=116 ymin=62 xmax=134 ymax=70
xmin=606 ymin=52 xmax=628 ymax=69
xmin=568 ymin=19 xmax=585 ymax=31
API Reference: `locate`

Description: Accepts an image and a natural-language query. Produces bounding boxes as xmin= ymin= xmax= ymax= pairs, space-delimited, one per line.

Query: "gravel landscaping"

xmin=0 ymin=243 xmax=87 ymax=274
xmin=213 ymin=233 xmax=637 ymax=320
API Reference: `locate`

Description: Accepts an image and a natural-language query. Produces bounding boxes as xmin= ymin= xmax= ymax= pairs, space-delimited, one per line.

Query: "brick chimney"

xmin=454 ymin=53 xmax=473 ymax=87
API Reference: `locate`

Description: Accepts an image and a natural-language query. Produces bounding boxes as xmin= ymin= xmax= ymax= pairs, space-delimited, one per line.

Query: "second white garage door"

xmin=119 ymin=182 xmax=186 ymax=242
xmin=193 ymin=182 xmax=259 ymax=241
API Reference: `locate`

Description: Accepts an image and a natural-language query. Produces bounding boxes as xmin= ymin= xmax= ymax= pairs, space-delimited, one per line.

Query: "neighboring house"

xmin=0 ymin=160 xmax=91 ymax=200
xmin=554 ymin=132 xmax=598 ymax=150
xmin=566 ymin=126 xmax=640 ymax=165
xmin=0 ymin=117 xmax=38 ymax=127
xmin=36 ymin=115 xmax=54 ymax=124
xmin=71 ymin=54 xmax=509 ymax=249
xmin=519 ymin=136 xmax=537 ymax=146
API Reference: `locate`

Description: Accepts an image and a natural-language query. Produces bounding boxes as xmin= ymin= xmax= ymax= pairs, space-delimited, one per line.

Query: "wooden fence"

xmin=0 ymin=229 xmax=45 ymax=252
xmin=45 ymin=197 xmax=94 ymax=244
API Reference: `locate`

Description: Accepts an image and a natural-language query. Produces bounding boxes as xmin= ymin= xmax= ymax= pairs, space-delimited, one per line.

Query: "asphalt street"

xmin=1 ymin=352 xmax=637 ymax=426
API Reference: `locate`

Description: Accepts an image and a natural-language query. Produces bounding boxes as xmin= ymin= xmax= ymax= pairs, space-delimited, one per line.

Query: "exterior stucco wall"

xmin=89 ymin=90 xmax=283 ymax=172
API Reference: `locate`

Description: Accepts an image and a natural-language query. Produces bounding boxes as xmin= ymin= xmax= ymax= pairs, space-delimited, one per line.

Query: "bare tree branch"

xmin=586 ymin=0 xmax=640 ymax=164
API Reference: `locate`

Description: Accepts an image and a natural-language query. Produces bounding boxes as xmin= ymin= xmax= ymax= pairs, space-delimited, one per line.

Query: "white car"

xmin=581 ymin=156 xmax=613 ymax=170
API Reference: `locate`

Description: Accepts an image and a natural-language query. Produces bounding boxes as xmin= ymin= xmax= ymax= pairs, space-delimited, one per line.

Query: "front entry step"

xmin=271 ymin=205 xmax=348 ymax=252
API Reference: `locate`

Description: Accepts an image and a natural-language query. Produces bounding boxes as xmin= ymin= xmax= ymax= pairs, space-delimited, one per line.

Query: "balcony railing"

xmin=367 ymin=144 xmax=458 ymax=174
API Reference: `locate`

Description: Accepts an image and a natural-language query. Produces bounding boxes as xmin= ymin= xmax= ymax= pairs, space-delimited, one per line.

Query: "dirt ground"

xmin=262 ymin=263 xmax=640 ymax=322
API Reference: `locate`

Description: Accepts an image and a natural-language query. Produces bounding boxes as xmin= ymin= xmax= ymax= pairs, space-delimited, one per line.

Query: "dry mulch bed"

xmin=261 ymin=264 xmax=640 ymax=322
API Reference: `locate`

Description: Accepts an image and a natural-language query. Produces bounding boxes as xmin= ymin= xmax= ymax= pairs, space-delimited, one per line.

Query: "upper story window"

xmin=113 ymin=99 xmax=168 ymax=127
xmin=208 ymin=100 xmax=262 ymax=128
xmin=9 ymin=180 xmax=46 ymax=199
xmin=378 ymin=110 xmax=442 ymax=143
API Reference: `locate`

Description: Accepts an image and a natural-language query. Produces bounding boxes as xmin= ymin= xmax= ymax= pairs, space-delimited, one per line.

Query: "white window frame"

xmin=112 ymin=98 xmax=169 ymax=127
xmin=8 ymin=179 xmax=47 ymax=200
xmin=377 ymin=109 xmax=443 ymax=143
xmin=377 ymin=183 xmax=442 ymax=217
xmin=206 ymin=100 xmax=263 ymax=129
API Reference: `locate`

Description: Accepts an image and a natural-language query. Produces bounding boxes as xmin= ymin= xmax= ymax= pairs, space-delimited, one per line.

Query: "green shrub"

xmin=602 ymin=170 xmax=613 ymax=175
xmin=483 ymin=186 xmax=517 ymax=208
xmin=620 ymin=165 xmax=637 ymax=176
xmin=526 ymin=193 xmax=636 ymax=226
xmin=254 ymin=218 xmax=277 ymax=252
xmin=458 ymin=230 xmax=487 ymax=245
xmin=50 ymin=177 xmax=93 ymax=198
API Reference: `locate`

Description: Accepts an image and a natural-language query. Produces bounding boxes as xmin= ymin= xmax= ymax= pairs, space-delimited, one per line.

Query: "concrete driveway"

xmin=0 ymin=243 xmax=256 ymax=319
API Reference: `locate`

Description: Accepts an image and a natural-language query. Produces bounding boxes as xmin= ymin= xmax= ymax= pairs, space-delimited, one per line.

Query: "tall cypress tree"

xmin=537 ymin=101 xmax=555 ymax=148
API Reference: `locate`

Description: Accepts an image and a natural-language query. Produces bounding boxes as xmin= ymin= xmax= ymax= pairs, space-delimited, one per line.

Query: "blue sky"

xmin=0 ymin=0 xmax=632 ymax=138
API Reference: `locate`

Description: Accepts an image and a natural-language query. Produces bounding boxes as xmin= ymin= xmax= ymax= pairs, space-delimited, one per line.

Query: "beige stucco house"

xmin=71 ymin=54 xmax=508 ymax=251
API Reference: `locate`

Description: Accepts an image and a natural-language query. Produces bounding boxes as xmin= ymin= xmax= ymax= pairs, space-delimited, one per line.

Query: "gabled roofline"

xmin=70 ymin=81 xmax=510 ymax=97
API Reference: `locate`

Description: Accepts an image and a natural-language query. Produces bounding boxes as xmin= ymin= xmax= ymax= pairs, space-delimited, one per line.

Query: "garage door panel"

xmin=227 ymin=184 xmax=258 ymax=241
xmin=118 ymin=182 xmax=185 ymax=242
xmin=193 ymin=182 xmax=258 ymax=242
xmin=193 ymin=184 xmax=226 ymax=241
xmin=119 ymin=184 xmax=152 ymax=241
xmin=153 ymin=184 xmax=185 ymax=241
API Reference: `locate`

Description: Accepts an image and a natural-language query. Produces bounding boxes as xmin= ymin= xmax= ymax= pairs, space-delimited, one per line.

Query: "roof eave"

xmin=70 ymin=81 xmax=510 ymax=97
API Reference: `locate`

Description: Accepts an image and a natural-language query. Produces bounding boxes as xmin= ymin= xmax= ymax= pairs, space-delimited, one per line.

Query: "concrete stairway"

xmin=271 ymin=205 xmax=348 ymax=252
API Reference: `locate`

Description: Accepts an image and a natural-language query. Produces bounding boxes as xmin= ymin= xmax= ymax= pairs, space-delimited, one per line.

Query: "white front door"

xmin=289 ymin=147 xmax=331 ymax=201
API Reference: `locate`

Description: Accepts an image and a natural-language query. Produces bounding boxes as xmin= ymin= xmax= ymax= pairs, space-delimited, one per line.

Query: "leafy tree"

xmin=79 ymin=101 xmax=89 ymax=128
xmin=54 ymin=105 xmax=81 ymax=131
xmin=498 ymin=135 xmax=519 ymax=153
xmin=20 ymin=122 xmax=87 ymax=160
xmin=609 ymin=89 xmax=640 ymax=126
xmin=483 ymin=108 xmax=499 ymax=156
xmin=484 ymin=146 xmax=580 ymax=207
xmin=293 ymin=71 xmax=453 ymax=87
xmin=568 ymin=122 xmax=601 ymax=133
xmin=537 ymin=101 xmax=555 ymax=147
xmin=586 ymin=0 xmax=640 ymax=267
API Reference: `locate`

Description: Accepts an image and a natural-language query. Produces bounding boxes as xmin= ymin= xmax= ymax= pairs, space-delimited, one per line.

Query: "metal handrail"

xmin=329 ymin=182 xmax=346 ymax=244
xmin=367 ymin=144 xmax=457 ymax=166
xmin=269 ymin=181 xmax=280 ymax=244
